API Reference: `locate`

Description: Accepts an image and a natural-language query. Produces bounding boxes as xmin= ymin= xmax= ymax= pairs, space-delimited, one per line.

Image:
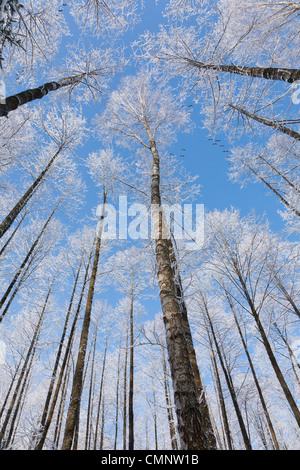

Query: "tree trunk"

xmin=0 ymin=81 xmax=61 ymax=117
xmin=34 ymin=259 xmax=82 ymax=449
xmin=274 ymin=281 xmax=300 ymax=319
xmin=6 ymin=344 xmax=35 ymax=448
xmin=94 ymin=334 xmax=109 ymax=450
xmin=253 ymin=310 xmax=300 ymax=428
xmin=53 ymin=355 xmax=72 ymax=449
xmin=234 ymin=269 xmax=300 ymax=428
xmin=0 ymin=213 xmax=26 ymax=256
xmin=0 ymin=284 xmax=51 ymax=448
xmin=0 ymin=355 xmax=24 ymax=423
xmin=257 ymin=155 xmax=300 ymax=193
xmin=0 ymin=196 xmax=63 ymax=321
xmin=167 ymin=237 xmax=217 ymax=449
xmin=204 ymin=304 xmax=252 ymax=450
xmin=227 ymin=297 xmax=280 ymax=450
xmin=128 ymin=275 xmax=134 ymax=451
xmin=99 ymin=396 xmax=105 ymax=450
xmin=61 ymin=195 xmax=106 ymax=450
xmin=0 ymin=74 xmax=85 ymax=117
xmin=34 ymin=248 xmax=93 ymax=450
xmin=210 ymin=349 xmax=233 ymax=450
xmin=113 ymin=340 xmax=122 ymax=450
xmin=247 ymin=164 xmax=300 ymax=217
xmin=273 ymin=323 xmax=300 ymax=387
xmin=152 ymin=387 xmax=158 ymax=450
xmin=85 ymin=326 xmax=98 ymax=450
xmin=229 ymin=104 xmax=300 ymax=141
xmin=123 ymin=326 xmax=128 ymax=450
xmin=185 ymin=59 xmax=300 ymax=83
xmin=0 ymin=254 xmax=34 ymax=321
xmin=0 ymin=147 xmax=62 ymax=239
xmin=161 ymin=338 xmax=178 ymax=450
xmin=146 ymin=125 xmax=216 ymax=450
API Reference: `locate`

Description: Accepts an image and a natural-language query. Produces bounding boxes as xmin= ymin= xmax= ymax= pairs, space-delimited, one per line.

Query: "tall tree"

xmin=0 ymin=105 xmax=86 ymax=240
xmin=228 ymin=135 xmax=300 ymax=225
xmin=33 ymin=231 xmax=95 ymax=450
xmin=203 ymin=209 xmax=300 ymax=429
xmin=109 ymin=246 xmax=151 ymax=450
xmin=61 ymin=148 xmax=127 ymax=450
xmin=95 ymin=72 xmax=217 ymax=450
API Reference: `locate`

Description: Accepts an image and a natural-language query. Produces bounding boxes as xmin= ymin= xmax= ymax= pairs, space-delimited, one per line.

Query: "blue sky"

xmin=5 ymin=1 xmax=289 ymax=237
xmin=1 ymin=2 xmax=299 ymax=450
xmin=69 ymin=1 xmax=289 ymax=238
xmin=4 ymin=1 xmax=289 ymax=241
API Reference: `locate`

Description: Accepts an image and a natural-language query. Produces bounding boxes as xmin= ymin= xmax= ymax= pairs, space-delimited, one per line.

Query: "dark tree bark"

xmin=273 ymin=322 xmax=300 ymax=387
xmin=0 ymin=147 xmax=62 ymax=240
xmin=32 ymin=259 xmax=82 ymax=449
xmin=128 ymin=275 xmax=134 ymax=451
xmin=210 ymin=349 xmax=233 ymax=450
xmin=247 ymin=165 xmax=300 ymax=217
xmin=161 ymin=338 xmax=178 ymax=450
xmin=113 ymin=339 xmax=122 ymax=451
xmin=61 ymin=206 xmax=105 ymax=450
xmin=53 ymin=354 xmax=72 ymax=448
xmin=0 ymin=81 xmax=61 ymax=117
xmin=33 ymin=248 xmax=93 ymax=450
xmin=232 ymin=264 xmax=300 ymax=429
xmin=227 ymin=296 xmax=280 ymax=450
xmin=229 ymin=104 xmax=300 ymax=141
xmin=123 ymin=326 xmax=129 ymax=450
xmin=0 ymin=197 xmax=62 ymax=322
xmin=93 ymin=334 xmax=109 ymax=450
xmin=0 ymin=355 xmax=23 ymax=423
xmin=167 ymin=237 xmax=217 ymax=449
xmin=145 ymin=123 xmax=216 ymax=450
xmin=0 ymin=214 xmax=26 ymax=256
xmin=85 ymin=326 xmax=98 ymax=450
xmin=184 ymin=59 xmax=300 ymax=83
xmin=0 ymin=284 xmax=52 ymax=448
xmin=203 ymin=301 xmax=252 ymax=450
xmin=253 ymin=309 xmax=300 ymax=428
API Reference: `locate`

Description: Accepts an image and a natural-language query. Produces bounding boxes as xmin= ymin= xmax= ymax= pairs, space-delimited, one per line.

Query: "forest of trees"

xmin=0 ymin=0 xmax=299 ymax=451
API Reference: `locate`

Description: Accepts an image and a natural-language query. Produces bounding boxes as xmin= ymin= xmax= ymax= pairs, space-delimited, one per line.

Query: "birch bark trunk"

xmin=233 ymin=266 xmax=300 ymax=429
xmin=0 ymin=284 xmax=51 ymax=448
xmin=61 ymin=194 xmax=107 ymax=450
xmin=146 ymin=125 xmax=216 ymax=450
xmin=0 ymin=147 xmax=63 ymax=239
xmin=33 ymin=248 xmax=93 ymax=450
xmin=128 ymin=274 xmax=134 ymax=451
xmin=229 ymin=105 xmax=300 ymax=141
xmin=0 ymin=75 xmax=86 ymax=117
xmin=227 ymin=297 xmax=280 ymax=450
xmin=185 ymin=59 xmax=300 ymax=83
xmin=204 ymin=302 xmax=252 ymax=450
